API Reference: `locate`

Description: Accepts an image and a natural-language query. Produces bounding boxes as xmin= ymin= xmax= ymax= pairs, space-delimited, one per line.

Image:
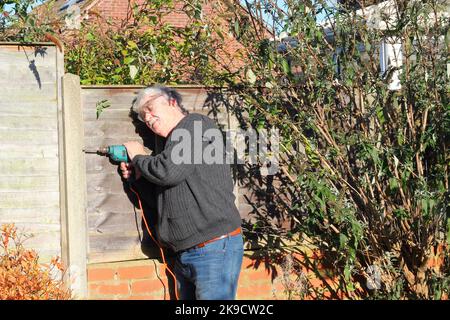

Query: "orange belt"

xmin=195 ymin=227 xmax=241 ymax=248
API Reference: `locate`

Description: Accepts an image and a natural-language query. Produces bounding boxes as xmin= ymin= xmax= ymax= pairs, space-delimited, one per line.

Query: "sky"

xmin=239 ymin=0 xmax=337 ymax=35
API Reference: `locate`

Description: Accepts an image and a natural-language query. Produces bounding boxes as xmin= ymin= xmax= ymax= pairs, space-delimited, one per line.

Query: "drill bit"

xmin=83 ymin=149 xmax=98 ymax=154
xmin=83 ymin=147 xmax=108 ymax=155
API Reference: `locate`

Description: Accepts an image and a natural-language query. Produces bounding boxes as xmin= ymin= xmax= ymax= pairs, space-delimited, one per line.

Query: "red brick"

xmin=126 ymin=289 xmax=167 ymax=300
xmin=237 ymin=284 xmax=273 ymax=299
xmin=88 ymin=268 xmax=116 ymax=282
xmin=118 ymin=265 xmax=154 ymax=280
xmin=242 ymin=256 xmax=257 ymax=267
xmin=125 ymin=295 xmax=160 ymax=300
xmin=96 ymin=283 xmax=129 ymax=296
xmin=89 ymin=296 xmax=115 ymax=300
xmin=88 ymin=283 xmax=100 ymax=295
xmin=158 ymin=264 xmax=173 ymax=279
xmin=248 ymin=269 xmax=271 ymax=282
xmin=271 ymin=281 xmax=285 ymax=293
xmin=308 ymin=275 xmax=326 ymax=288
xmin=131 ymin=279 xmax=166 ymax=295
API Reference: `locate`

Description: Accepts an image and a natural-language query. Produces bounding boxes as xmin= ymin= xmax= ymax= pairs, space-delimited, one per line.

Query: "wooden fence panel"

xmin=0 ymin=43 xmax=63 ymax=262
xmin=81 ymin=86 xmax=240 ymax=263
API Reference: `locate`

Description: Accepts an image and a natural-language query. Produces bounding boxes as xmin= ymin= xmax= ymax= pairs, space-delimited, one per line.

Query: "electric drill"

xmin=84 ymin=145 xmax=129 ymax=163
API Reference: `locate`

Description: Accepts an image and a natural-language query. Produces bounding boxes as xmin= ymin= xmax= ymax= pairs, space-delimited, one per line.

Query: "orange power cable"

xmin=129 ymin=185 xmax=179 ymax=300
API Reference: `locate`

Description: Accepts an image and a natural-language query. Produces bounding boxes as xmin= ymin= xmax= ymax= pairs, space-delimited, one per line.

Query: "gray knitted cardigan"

xmin=132 ymin=113 xmax=242 ymax=252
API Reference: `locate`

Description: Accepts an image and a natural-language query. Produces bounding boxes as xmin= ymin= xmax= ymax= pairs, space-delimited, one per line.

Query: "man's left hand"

xmin=123 ymin=141 xmax=147 ymax=161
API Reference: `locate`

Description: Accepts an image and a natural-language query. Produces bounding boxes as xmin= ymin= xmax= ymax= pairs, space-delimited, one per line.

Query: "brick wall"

xmin=87 ymin=253 xmax=336 ymax=300
xmin=87 ymin=255 xmax=287 ymax=300
xmin=91 ymin=0 xmax=226 ymax=28
xmin=88 ymin=259 xmax=170 ymax=300
xmin=93 ymin=0 xmax=132 ymax=21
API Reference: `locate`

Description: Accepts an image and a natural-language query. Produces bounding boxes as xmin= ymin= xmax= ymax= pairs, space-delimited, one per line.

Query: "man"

xmin=120 ymin=85 xmax=243 ymax=300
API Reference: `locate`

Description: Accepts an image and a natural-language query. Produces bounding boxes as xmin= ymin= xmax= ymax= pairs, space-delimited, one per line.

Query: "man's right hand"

xmin=120 ymin=162 xmax=141 ymax=180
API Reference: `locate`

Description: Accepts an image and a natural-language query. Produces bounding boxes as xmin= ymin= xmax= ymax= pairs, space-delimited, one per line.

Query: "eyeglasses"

xmin=138 ymin=94 xmax=164 ymax=121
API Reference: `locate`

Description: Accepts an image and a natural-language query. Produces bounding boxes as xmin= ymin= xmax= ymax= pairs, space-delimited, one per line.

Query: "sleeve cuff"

xmin=132 ymin=154 xmax=146 ymax=167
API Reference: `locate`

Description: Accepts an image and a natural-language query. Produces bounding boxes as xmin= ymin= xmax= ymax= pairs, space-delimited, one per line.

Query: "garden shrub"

xmin=0 ymin=224 xmax=71 ymax=300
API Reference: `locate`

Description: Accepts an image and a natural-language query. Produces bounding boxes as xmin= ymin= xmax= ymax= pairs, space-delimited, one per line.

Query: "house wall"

xmin=85 ymin=0 xmax=246 ymax=71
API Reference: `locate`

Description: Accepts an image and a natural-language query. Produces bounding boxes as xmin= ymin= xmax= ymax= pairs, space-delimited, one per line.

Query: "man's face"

xmin=140 ymin=94 xmax=177 ymax=138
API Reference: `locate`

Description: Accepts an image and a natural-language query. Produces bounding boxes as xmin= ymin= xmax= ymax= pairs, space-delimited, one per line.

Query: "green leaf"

xmin=421 ymin=197 xmax=435 ymax=217
xmin=96 ymin=99 xmax=111 ymax=119
xmin=129 ymin=65 xmax=138 ymax=79
xmin=393 ymin=208 xmax=409 ymax=219
xmin=389 ymin=178 xmax=398 ymax=191
xmin=95 ymin=76 xmax=106 ymax=82
xmin=347 ymin=282 xmax=355 ymax=292
xmin=344 ymin=264 xmax=351 ymax=282
xmin=446 ymin=27 xmax=450 ymax=50
xmin=397 ymin=132 xmax=404 ymax=145
xmin=281 ymin=58 xmax=290 ymax=75
xmin=127 ymin=40 xmax=138 ymax=49
xmin=111 ymin=75 xmax=121 ymax=82
xmin=234 ymin=20 xmax=240 ymax=37
xmin=216 ymin=29 xmax=224 ymax=41
xmin=86 ymin=32 xmax=95 ymax=41
xmin=246 ymin=69 xmax=256 ymax=85
xmin=265 ymin=82 xmax=274 ymax=89
xmin=376 ymin=106 xmax=385 ymax=125
xmin=124 ymin=57 xmax=135 ymax=65
xmin=339 ymin=233 xmax=348 ymax=248
xmin=149 ymin=43 xmax=156 ymax=56
xmin=447 ymin=218 xmax=450 ymax=245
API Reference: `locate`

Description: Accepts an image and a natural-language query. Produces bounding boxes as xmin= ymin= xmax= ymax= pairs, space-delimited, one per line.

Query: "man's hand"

xmin=123 ymin=141 xmax=147 ymax=161
xmin=120 ymin=162 xmax=142 ymax=180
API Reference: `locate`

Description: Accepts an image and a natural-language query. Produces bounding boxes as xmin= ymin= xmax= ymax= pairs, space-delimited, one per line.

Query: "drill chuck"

xmin=97 ymin=147 xmax=110 ymax=155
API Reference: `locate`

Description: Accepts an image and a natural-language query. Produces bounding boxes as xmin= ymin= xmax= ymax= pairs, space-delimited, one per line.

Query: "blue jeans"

xmin=174 ymin=233 xmax=244 ymax=300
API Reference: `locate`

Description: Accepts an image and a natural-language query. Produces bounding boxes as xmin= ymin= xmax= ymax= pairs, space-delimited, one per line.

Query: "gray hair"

xmin=132 ymin=85 xmax=188 ymax=122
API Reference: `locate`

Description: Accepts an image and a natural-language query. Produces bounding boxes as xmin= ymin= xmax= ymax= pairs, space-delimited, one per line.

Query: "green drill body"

xmin=99 ymin=145 xmax=129 ymax=163
xmin=84 ymin=145 xmax=129 ymax=163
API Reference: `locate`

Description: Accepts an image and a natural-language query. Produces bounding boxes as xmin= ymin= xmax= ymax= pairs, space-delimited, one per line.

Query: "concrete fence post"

xmin=60 ymin=73 xmax=88 ymax=299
